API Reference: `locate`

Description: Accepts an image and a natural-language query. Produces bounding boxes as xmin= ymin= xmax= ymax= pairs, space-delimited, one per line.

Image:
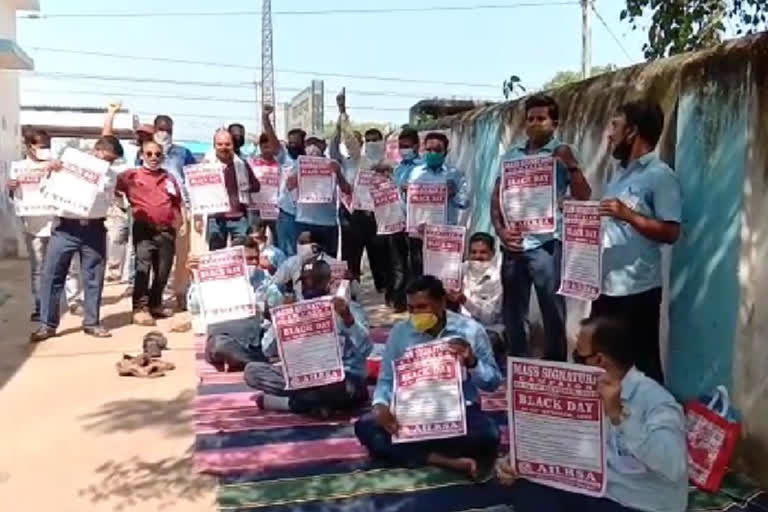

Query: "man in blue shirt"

xmin=354 ymin=275 xmax=501 ymax=479
xmin=497 ymin=315 xmax=688 ymax=512
xmin=491 ymin=94 xmax=591 ymax=362
xmin=244 ymin=259 xmax=372 ymax=417
xmin=592 ymin=100 xmax=681 ymax=384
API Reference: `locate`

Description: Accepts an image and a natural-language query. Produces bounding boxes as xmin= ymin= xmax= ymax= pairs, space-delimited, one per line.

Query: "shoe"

xmin=30 ymin=312 xmax=40 ymax=322
xmin=84 ymin=325 xmax=112 ymax=338
xmin=29 ymin=326 xmax=56 ymax=343
xmin=69 ymin=303 xmax=85 ymax=316
xmin=150 ymin=307 xmax=174 ymax=319
xmin=133 ymin=310 xmax=157 ymax=326
xmin=143 ymin=331 xmax=168 ymax=358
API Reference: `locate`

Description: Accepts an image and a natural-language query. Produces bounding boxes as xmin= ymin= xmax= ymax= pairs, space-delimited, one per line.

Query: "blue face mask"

xmin=424 ymin=151 xmax=445 ymax=169
xmin=302 ymin=288 xmax=327 ymax=300
xmin=399 ymin=148 xmax=416 ymax=162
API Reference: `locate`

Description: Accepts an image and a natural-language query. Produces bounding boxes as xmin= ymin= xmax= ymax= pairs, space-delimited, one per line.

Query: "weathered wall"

xmin=436 ymin=33 xmax=768 ymax=484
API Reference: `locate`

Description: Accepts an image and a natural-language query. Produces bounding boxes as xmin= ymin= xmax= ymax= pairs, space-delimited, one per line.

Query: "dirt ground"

xmin=0 ymin=258 xmax=216 ymax=511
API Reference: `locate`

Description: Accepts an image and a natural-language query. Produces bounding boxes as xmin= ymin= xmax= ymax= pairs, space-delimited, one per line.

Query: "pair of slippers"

xmin=116 ymin=332 xmax=173 ymax=378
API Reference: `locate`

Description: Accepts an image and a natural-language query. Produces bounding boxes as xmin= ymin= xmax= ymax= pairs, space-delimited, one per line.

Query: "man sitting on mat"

xmin=354 ymin=275 xmax=502 ymax=479
xmin=244 ymin=260 xmax=372 ymax=417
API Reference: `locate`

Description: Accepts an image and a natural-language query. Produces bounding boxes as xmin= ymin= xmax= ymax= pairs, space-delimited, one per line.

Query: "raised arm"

xmin=102 ymin=101 xmax=121 ymax=136
xmin=554 ymin=144 xmax=591 ymax=200
xmin=262 ymin=105 xmax=282 ymax=156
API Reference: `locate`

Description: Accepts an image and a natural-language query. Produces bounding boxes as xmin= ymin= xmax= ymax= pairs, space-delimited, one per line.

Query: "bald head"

xmin=214 ymin=129 xmax=235 ymax=163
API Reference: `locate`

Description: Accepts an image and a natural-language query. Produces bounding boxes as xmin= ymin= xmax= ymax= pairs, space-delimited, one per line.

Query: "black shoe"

xmin=30 ymin=312 xmax=40 ymax=322
xmin=29 ymin=326 xmax=56 ymax=343
xmin=83 ymin=325 xmax=112 ymax=338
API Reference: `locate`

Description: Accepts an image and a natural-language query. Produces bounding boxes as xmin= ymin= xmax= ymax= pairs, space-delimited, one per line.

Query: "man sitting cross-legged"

xmin=354 ymin=275 xmax=502 ymax=479
xmin=244 ymin=259 xmax=372 ymax=417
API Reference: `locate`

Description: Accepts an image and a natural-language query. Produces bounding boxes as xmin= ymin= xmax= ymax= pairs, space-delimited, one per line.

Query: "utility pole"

xmin=581 ymin=0 xmax=592 ymax=79
xmin=261 ymin=0 xmax=275 ymax=118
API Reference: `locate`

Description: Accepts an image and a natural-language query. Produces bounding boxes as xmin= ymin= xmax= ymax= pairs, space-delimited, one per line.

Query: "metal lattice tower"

xmin=261 ymin=0 xmax=275 ymax=116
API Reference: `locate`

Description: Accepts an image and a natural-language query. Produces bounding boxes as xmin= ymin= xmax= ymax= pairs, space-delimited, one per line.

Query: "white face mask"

xmin=34 ymin=148 xmax=53 ymax=161
xmin=467 ymin=259 xmax=493 ymax=276
xmin=297 ymin=243 xmax=316 ymax=262
xmin=364 ymin=141 xmax=385 ymax=163
xmin=154 ymin=131 xmax=172 ymax=148
xmin=306 ymin=144 xmax=323 ymax=157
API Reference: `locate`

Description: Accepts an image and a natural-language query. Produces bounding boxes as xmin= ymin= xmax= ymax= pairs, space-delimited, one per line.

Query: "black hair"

xmin=23 ymin=129 xmax=51 ymax=147
xmin=406 ymin=275 xmax=446 ymax=301
xmin=258 ymin=133 xmax=270 ymax=144
xmin=305 ymin=136 xmax=324 ymax=146
xmin=228 ymin=123 xmax=245 ymax=133
xmin=352 ymin=130 xmax=364 ymax=145
xmin=398 ymin=127 xmax=419 ymax=146
xmin=617 ymin=100 xmax=665 ymax=148
xmin=154 ymin=115 xmax=173 ymax=128
xmin=95 ymin=135 xmax=124 ymax=158
xmin=424 ymin=132 xmax=449 ymax=152
xmin=364 ymin=128 xmax=383 ymax=141
xmin=580 ymin=316 xmax=635 ymax=369
xmin=302 ymin=259 xmax=332 ymax=283
xmin=287 ymin=128 xmax=307 ymax=141
xmin=524 ymin=94 xmax=560 ymax=122
xmin=469 ymin=232 xmax=495 ymax=253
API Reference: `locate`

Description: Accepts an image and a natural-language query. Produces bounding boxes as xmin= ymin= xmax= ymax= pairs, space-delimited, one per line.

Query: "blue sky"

xmin=17 ymin=0 xmax=650 ymax=141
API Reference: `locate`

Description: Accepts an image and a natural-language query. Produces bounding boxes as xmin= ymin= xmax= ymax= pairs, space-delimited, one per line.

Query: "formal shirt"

xmin=601 ymin=153 xmax=682 ymax=297
xmin=261 ymin=300 xmax=372 ymax=378
xmin=406 ymin=162 xmax=470 ymax=227
xmin=372 ymin=310 xmax=502 ymax=407
xmin=498 ymin=137 xmax=571 ymax=252
xmin=161 ymin=144 xmax=197 ymax=206
xmin=605 ymin=367 xmax=688 ymax=512
xmin=460 ymin=257 xmax=503 ymax=327
xmin=115 ymin=167 xmax=182 ymax=227
xmin=277 ymin=149 xmax=299 ymax=216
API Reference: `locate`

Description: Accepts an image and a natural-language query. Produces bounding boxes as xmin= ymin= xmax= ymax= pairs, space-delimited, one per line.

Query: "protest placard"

xmin=350 ymin=169 xmax=378 ymax=212
xmin=185 ymin=163 xmax=230 ymax=215
xmin=500 ymin=156 xmax=556 ymax=234
xmin=249 ymin=161 xmax=280 ymax=220
xmin=423 ymin=224 xmax=466 ymax=291
xmin=407 ymin=183 xmax=447 ymax=235
xmin=372 ymin=181 xmax=406 ymax=234
xmin=558 ymin=201 xmax=602 ymax=300
xmin=10 ymin=160 xmax=56 ymax=216
xmin=43 ymin=148 xmax=109 ymax=215
xmin=196 ymin=246 xmax=256 ymax=325
xmin=297 ymin=156 xmax=336 ymax=204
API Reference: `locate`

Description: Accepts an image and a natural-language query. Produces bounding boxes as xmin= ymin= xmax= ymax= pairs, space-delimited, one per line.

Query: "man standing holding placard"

xmin=355 ymin=275 xmax=501 ymax=479
xmin=406 ymin=133 xmax=470 ymax=278
xmin=491 ymin=94 xmax=591 ymax=362
xmin=496 ymin=315 xmax=688 ymax=512
xmin=594 ymin=100 xmax=681 ymax=385
xmin=248 ymin=133 xmax=281 ymax=247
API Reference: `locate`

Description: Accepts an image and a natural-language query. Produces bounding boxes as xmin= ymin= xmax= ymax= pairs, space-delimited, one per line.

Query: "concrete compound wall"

xmin=434 ymin=33 xmax=768 ymax=483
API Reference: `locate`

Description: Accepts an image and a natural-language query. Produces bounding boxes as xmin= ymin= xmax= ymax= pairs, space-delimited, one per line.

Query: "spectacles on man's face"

xmin=144 ymin=151 xmax=162 ymax=158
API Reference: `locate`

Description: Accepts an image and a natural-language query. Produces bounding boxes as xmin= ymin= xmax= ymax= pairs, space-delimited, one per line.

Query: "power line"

xmin=591 ymin=4 xmax=632 ymax=61
xmin=19 ymin=2 xmax=578 ymax=19
xmin=28 ymin=47 xmax=501 ymax=89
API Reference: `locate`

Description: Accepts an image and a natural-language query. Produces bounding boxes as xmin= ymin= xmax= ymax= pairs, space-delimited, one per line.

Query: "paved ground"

xmin=0 ymin=258 xmax=216 ymax=511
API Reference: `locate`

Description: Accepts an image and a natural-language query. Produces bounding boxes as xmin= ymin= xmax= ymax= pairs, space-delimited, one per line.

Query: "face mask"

xmin=424 ymin=152 xmax=445 ymax=169
xmin=399 ymin=148 xmax=416 ymax=162
xmin=612 ymin=132 xmax=634 ymax=163
xmin=364 ymin=141 xmax=385 ymax=163
xmin=467 ymin=260 xmax=493 ymax=275
xmin=297 ymin=243 xmax=316 ymax=262
xmin=410 ymin=312 xmax=439 ymax=333
xmin=34 ymin=147 xmax=53 ymax=161
xmin=287 ymin=146 xmax=304 ymax=160
xmin=306 ymin=144 xmax=323 ymax=157
xmin=154 ymin=131 xmax=172 ymax=149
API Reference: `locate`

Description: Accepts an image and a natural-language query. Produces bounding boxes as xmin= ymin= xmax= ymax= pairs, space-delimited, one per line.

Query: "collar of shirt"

xmin=617 ymin=152 xmax=656 ymax=177
xmin=511 ymin=136 xmax=560 ymax=155
xmin=620 ymin=366 xmax=644 ymax=401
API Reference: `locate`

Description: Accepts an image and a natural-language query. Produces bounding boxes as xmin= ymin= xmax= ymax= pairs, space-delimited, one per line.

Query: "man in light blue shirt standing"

xmin=497 ymin=315 xmax=688 ymax=512
xmin=355 ymin=275 xmax=502 ymax=479
xmin=491 ymin=94 xmax=592 ymax=362
xmin=592 ymin=100 xmax=682 ymax=384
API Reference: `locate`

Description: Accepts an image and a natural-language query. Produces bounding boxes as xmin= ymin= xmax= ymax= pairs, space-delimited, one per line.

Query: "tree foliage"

xmin=622 ymin=0 xmax=768 ymax=59
xmin=541 ymin=65 xmax=618 ymax=90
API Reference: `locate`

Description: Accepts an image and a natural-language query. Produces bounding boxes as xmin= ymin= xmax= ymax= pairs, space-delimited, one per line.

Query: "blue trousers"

xmin=295 ymin=221 xmax=339 ymax=257
xmin=354 ymin=405 xmax=499 ymax=467
xmin=501 ymin=240 xmax=566 ymax=361
xmin=509 ymin=480 xmax=640 ymax=512
xmin=207 ymin=214 xmax=250 ymax=250
xmin=39 ymin=218 xmax=107 ymax=329
xmin=276 ymin=209 xmax=298 ymax=257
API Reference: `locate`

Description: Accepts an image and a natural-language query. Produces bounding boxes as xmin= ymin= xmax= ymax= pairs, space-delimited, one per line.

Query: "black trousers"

xmin=340 ymin=209 xmax=389 ymax=291
xmin=590 ymin=287 xmax=664 ymax=384
xmin=407 ymin=236 xmax=424 ymax=278
xmin=132 ymin=220 xmax=176 ymax=311
xmin=386 ymin=232 xmax=411 ymax=309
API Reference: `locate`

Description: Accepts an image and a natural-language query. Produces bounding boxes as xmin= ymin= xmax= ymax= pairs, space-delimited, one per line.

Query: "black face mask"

xmin=232 ymin=137 xmax=245 ymax=151
xmin=287 ymin=146 xmax=305 ymax=159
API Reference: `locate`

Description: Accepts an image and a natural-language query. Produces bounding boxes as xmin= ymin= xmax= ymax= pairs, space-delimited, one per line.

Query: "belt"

xmin=59 ymin=217 xmax=106 ymax=226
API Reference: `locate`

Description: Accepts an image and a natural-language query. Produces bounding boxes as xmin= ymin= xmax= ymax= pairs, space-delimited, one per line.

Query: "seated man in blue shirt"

xmin=354 ymin=275 xmax=502 ymax=479
xmin=244 ymin=259 xmax=372 ymax=417
xmin=496 ymin=314 xmax=688 ymax=512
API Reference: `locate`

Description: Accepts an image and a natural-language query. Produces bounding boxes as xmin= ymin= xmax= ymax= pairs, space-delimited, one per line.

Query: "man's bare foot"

xmin=427 ymin=454 xmax=478 ymax=480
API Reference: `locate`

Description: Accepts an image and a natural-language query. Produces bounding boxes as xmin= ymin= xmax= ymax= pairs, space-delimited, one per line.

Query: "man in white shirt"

xmin=30 ymin=136 xmax=124 ymax=342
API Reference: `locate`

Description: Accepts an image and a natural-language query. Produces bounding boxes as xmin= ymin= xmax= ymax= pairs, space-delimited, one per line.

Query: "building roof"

xmin=0 ymin=39 xmax=33 ymax=70
xmin=20 ymin=106 xmax=135 ymax=139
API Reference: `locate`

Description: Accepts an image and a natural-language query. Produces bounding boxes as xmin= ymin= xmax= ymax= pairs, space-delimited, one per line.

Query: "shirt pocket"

xmin=619 ymin=186 xmax=649 ymax=215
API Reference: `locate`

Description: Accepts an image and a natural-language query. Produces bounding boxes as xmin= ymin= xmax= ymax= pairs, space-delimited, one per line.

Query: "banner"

xmin=508 ymin=358 xmax=607 ymax=497
xmin=297 ymin=156 xmax=335 ymax=204
xmin=185 ymin=163 xmax=231 ymax=215
xmin=423 ymin=224 xmax=466 ymax=291
xmin=43 ymin=148 xmax=109 ymax=215
xmin=372 ymin=181 xmax=406 ymax=234
xmin=407 ymin=183 xmax=447 ymax=235
xmin=392 ymin=339 xmax=466 ymax=443
xmin=272 ymin=297 xmax=344 ymax=390
xmin=249 ymin=161 xmax=280 ymax=220
xmin=196 ymin=246 xmax=256 ymax=325
xmin=558 ymin=201 xmax=602 ymax=301
xmin=500 ymin=156 xmax=556 ymax=234
xmin=10 ymin=160 xmax=56 ymax=217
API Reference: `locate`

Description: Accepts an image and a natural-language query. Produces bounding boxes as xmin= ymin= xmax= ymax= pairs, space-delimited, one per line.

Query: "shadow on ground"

xmin=0 ymin=259 xmax=35 ymax=391
xmin=79 ymin=389 xmax=195 ymax=437
xmin=78 ymin=444 xmax=215 ymax=511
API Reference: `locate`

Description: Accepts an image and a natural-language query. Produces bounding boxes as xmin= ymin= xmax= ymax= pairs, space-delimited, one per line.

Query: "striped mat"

xmin=192 ymin=330 xmax=768 ymax=512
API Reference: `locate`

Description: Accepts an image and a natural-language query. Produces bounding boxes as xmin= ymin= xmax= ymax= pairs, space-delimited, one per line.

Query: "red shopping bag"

xmin=685 ymin=386 xmax=741 ymax=493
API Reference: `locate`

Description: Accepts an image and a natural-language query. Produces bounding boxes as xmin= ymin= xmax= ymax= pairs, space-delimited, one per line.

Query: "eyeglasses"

xmin=144 ymin=151 xmax=163 ymax=157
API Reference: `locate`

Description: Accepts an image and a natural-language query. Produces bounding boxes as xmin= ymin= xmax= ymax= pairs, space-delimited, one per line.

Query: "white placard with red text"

xmin=423 ymin=224 xmax=466 ymax=291
xmin=350 ymin=169 xmax=378 ymax=212
xmin=372 ymin=181 xmax=406 ymax=234
xmin=272 ymin=297 xmax=344 ymax=390
xmin=43 ymin=148 xmax=109 ymax=215
xmin=558 ymin=201 xmax=602 ymax=301
xmin=500 ymin=156 xmax=556 ymax=234
xmin=10 ymin=160 xmax=56 ymax=216
xmin=249 ymin=161 xmax=280 ymax=220
xmin=297 ymin=156 xmax=336 ymax=204
xmin=508 ymin=358 xmax=607 ymax=497
xmin=407 ymin=183 xmax=447 ymax=236
xmin=196 ymin=246 xmax=256 ymax=325
xmin=392 ymin=339 xmax=467 ymax=443
xmin=185 ymin=163 xmax=231 ymax=215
